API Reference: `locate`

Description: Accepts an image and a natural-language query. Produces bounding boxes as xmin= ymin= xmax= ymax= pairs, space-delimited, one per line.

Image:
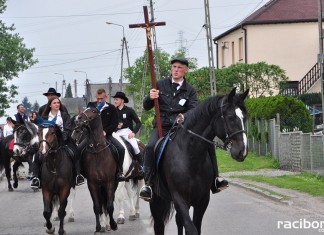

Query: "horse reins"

xmin=175 ymin=97 xmax=246 ymax=150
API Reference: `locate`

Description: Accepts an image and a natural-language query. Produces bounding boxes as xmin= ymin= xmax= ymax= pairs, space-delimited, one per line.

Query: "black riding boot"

xmin=139 ymin=167 xmax=154 ymax=201
xmin=134 ymin=152 xmax=144 ymax=176
xmin=117 ymin=153 xmax=125 ymax=182
xmin=75 ymin=160 xmax=85 ymax=186
xmin=30 ymin=153 xmax=41 ymax=189
xmin=209 ymin=146 xmax=228 ymax=194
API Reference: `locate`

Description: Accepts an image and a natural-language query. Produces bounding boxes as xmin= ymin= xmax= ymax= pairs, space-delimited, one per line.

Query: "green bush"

xmin=246 ymin=95 xmax=312 ymax=133
xmin=297 ymin=92 xmax=322 ymax=106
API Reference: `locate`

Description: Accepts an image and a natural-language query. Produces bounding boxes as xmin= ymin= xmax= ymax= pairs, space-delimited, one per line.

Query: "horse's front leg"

xmin=135 ymin=179 xmax=144 ymax=218
xmin=12 ymin=161 xmax=20 ymax=189
xmin=58 ymin=192 xmax=69 ymax=235
xmin=125 ymin=181 xmax=136 ymax=221
xmin=67 ymin=187 xmax=76 ymax=222
xmin=115 ymin=181 xmax=126 ymax=224
xmin=88 ymin=184 xmax=102 ymax=234
xmin=4 ymin=162 xmax=13 ymax=191
xmin=107 ymin=184 xmax=118 ymax=231
xmin=172 ymin=195 xmax=198 ymax=235
xmin=192 ymin=194 xmax=210 ymax=235
xmin=175 ymin=212 xmax=184 ymax=235
xmin=43 ymin=191 xmax=54 ymax=234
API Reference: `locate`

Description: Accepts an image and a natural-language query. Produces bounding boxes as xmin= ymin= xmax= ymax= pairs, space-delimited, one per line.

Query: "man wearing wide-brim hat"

xmin=112 ymin=91 xmax=143 ymax=174
xmin=38 ymin=88 xmax=69 ymax=116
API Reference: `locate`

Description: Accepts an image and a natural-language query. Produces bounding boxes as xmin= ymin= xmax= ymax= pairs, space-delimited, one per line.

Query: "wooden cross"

xmin=129 ymin=6 xmax=166 ymax=137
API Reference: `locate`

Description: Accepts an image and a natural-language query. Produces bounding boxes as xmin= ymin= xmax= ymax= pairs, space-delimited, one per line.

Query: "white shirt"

xmin=3 ymin=124 xmax=13 ymax=137
xmin=49 ymin=110 xmax=64 ymax=131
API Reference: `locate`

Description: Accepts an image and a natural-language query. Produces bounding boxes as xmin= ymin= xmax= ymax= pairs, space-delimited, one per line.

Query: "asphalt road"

xmin=0 ymin=177 xmax=323 ymax=235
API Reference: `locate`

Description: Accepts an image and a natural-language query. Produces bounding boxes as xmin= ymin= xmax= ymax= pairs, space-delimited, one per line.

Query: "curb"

xmin=229 ymin=179 xmax=293 ymax=206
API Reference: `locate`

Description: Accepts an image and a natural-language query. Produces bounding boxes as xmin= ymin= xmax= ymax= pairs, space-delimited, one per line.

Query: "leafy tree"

xmin=65 ymin=83 xmax=73 ymax=98
xmin=0 ymin=1 xmax=38 ymax=116
xmin=21 ymin=96 xmax=32 ymax=115
xmin=215 ymin=62 xmax=288 ymax=97
xmin=31 ymin=100 xmax=40 ymax=112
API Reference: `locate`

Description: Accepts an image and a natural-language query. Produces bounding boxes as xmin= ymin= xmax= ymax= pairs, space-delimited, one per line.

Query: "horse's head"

xmin=38 ymin=125 xmax=62 ymax=156
xmin=215 ymin=88 xmax=249 ymax=162
xmin=71 ymin=107 xmax=100 ymax=144
xmin=13 ymin=122 xmax=39 ymax=156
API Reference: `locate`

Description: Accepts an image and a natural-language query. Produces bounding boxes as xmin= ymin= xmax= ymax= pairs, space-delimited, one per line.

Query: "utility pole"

xmin=318 ymin=0 xmax=324 ymax=128
xmin=149 ymin=0 xmax=161 ymax=80
xmin=204 ymin=0 xmax=217 ymax=95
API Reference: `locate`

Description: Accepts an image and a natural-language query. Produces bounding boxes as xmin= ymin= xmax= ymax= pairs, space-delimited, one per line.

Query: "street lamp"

xmin=106 ymin=22 xmax=131 ymax=91
xmin=74 ymin=70 xmax=88 ymax=80
xmin=54 ymin=73 xmax=65 ymax=97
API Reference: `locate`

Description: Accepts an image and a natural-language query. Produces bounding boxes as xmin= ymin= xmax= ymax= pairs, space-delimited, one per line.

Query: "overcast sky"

xmin=0 ymin=0 xmax=269 ymax=122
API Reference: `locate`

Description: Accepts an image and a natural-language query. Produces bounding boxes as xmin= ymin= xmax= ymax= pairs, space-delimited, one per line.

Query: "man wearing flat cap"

xmin=113 ymin=91 xmax=143 ymax=172
xmin=38 ymin=88 xmax=69 ymax=116
xmin=139 ymin=57 xmax=228 ymax=201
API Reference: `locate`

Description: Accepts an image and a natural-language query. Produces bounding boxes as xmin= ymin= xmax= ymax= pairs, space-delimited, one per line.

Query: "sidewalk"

xmin=222 ymin=169 xmax=324 ymax=217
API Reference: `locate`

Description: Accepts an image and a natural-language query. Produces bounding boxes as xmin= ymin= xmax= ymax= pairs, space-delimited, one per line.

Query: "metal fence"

xmin=248 ymin=117 xmax=324 ymax=175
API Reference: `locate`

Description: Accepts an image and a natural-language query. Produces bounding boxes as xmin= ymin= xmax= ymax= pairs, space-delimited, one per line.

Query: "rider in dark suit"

xmin=87 ymin=88 xmax=126 ymax=182
xmin=139 ymin=58 xmax=228 ymax=201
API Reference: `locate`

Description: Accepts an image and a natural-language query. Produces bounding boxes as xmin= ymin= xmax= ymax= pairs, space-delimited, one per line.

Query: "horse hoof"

xmin=135 ymin=212 xmax=140 ymax=218
xmin=94 ymin=232 xmax=101 ymax=235
xmin=105 ymin=224 xmax=111 ymax=231
xmin=111 ymin=222 xmax=118 ymax=231
xmin=46 ymin=226 xmax=55 ymax=234
xmin=117 ymin=218 xmax=125 ymax=224
xmin=129 ymin=215 xmax=136 ymax=221
xmin=53 ymin=216 xmax=59 ymax=221
xmin=13 ymin=182 xmax=18 ymax=188
xmin=68 ymin=217 xmax=75 ymax=222
xmin=8 ymin=188 xmax=13 ymax=192
xmin=100 ymin=226 xmax=105 ymax=232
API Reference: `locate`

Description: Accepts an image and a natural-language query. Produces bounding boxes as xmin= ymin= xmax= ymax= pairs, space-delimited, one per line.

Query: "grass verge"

xmin=217 ymin=149 xmax=279 ymax=173
xmin=236 ymin=172 xmax=324 ymax=196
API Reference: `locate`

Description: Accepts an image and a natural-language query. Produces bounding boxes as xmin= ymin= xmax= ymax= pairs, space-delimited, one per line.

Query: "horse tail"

xmin=150 ymin=196 xmax=174 ymax=225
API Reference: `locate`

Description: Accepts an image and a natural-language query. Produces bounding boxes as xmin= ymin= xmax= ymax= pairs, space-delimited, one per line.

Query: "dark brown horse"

xmin=71 ymin=107 xmax=118 ymax=234
xmin=38 ymin=124 xmax=74 ymax=235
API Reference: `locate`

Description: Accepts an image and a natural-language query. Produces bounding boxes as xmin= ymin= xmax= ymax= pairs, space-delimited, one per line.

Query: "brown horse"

xmin=38 ymin=124 xmax=74 ymax=235
xmin=71 ymin=107 xmax=118 ymax=234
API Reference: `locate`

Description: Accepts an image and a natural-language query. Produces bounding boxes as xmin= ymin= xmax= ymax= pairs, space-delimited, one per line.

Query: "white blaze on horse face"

xmin=13 ymin=131 xmax=19 ymax=153
xmin=30 ymin=125 xmax=39 ymax=146
xmin=41 ymin=128 xmax=49 ymax=155
xmin=235 ymin=108 xmax=247 ymax=156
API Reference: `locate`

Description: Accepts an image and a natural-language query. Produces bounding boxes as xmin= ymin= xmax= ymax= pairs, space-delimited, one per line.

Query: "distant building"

xmin=85 ymin=79 xmax=134 ymax=108
xmin=214 ymin=0 xmax=321 ymax=96
xmin=61 ymin=79 xmax=135 ymax=115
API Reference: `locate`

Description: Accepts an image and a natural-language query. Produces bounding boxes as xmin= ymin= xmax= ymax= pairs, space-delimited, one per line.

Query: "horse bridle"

xmin=176 ymin=96 xmax=246 ymax=150
xmin=39 ymin=127 xmax=61 ymax=155
xmin=220 ymin=97 xmax=246 ymax=150
xmin=14 ymin=125 xmax=38 ymax=153
xmin=75 ymin=109 xmax=109 ymax=153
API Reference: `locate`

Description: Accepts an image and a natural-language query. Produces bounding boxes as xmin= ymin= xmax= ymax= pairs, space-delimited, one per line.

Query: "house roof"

xmin=214 ymin=0 xmax=319 ymax=40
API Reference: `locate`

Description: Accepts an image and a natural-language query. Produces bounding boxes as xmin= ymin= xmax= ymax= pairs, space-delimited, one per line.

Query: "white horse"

xmin=113 ymin=132 xmax=144 ymax=224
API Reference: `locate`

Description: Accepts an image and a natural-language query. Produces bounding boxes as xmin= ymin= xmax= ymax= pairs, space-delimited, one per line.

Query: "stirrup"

xmin=216 ymin=177 xmax=229 ymax=190
xmin=30 ymin=177 xmax=40 ymax=189
xmin=76 ymin=174 xmax=85 ymax=186
xmin=139 ymin=185 xmax=153 ymax=202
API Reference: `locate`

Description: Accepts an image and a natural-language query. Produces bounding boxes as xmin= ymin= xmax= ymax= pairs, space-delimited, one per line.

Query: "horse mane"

xmin=184 ymin=94 xmax=225 ymax=128
xmin=25 ymin=121 xmax=38 ymax=137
